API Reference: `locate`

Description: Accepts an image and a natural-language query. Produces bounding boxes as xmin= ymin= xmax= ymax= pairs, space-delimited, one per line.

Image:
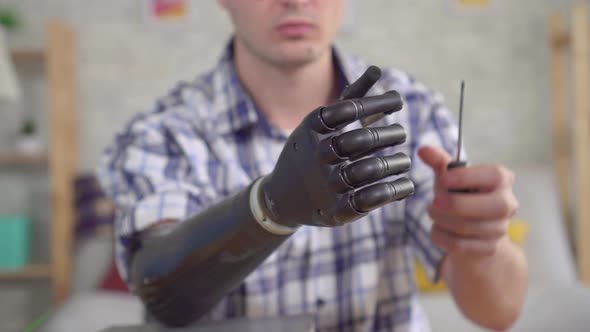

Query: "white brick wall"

xmin=0 ymin=0 xmax=571 ymax=169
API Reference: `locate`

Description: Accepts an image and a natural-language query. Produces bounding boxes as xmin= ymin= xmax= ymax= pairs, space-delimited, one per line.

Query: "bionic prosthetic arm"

xmin=130 ymin=66 xmax=414 ymax=327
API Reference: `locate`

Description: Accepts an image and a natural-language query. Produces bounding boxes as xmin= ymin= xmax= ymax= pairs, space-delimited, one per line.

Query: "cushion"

xmin=99 ymin=261 xmax=129 ymax=292
xmin=74 ymin=174 xmax=127 ymax=292
xmin=74 ymin=175 xmax=116 ymax=238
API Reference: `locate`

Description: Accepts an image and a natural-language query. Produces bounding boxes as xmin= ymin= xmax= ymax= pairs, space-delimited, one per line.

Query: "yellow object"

xmin=458 ymin=0 xmax=491 ymax=7
xmin=415 ymin=219 xmax=529 ymax=292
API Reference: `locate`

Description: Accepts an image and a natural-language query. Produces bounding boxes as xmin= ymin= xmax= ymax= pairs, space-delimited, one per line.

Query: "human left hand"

xmin=418 ymin=146 xmax=519 ymax=258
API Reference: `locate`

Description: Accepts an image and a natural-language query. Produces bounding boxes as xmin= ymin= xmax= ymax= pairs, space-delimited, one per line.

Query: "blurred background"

xmin=0 ymin=0 xmax=588 ymax=331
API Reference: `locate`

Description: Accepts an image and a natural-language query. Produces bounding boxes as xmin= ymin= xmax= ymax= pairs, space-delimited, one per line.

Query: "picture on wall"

xmin=456 ymin=0 xmax=492 ymax=7
xmin=141 ymin=0 xmax=192 ymax=23
xmin=445 ymin=0 xmax=499 ymax=16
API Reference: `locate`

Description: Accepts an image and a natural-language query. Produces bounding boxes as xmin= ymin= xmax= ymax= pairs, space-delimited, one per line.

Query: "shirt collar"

xmin=209 ymin=39 xmax=369 ymax=136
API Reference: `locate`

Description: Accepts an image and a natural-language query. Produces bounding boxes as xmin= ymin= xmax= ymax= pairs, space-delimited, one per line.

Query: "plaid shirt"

xmin=96 ymin=42 xmax=460 ymax=332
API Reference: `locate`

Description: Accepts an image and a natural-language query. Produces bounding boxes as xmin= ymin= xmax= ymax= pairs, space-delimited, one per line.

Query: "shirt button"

xmin=316 ymin=298 xmax=326 ymax=308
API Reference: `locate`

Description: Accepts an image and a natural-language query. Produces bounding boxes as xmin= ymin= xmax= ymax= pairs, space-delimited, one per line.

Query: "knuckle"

xmin=490 ymin=228 xmax=503 ymax=238
xmin=505 ymin=168 xmax=516 ymax=186
xmin=492 ymin=222 xmax=508 ymax=237
xmin=497 ymin=197 xmax=513 ymax=218
xmin=497 ymin=165 xmax=515 ymax=187
xmin=511 ymin=194 xmax=520 ymax=215
xmin=501 ymin=221 xmax=510 ymax=234
xmin=491 ymin=165 xmax=505 ymax=183
xmin=501 ymin=200 xmax=512 ymax=217
xmin=498 ymin=192 xmax=519 ymax=218
xmin=328 ymin=166 xmax=354 ymax=193
xmin=318 ymin=136 xmax=346 ymax=164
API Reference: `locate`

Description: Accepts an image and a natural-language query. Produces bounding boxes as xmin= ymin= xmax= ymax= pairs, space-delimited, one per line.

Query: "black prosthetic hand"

xmin=261 ymin=67 xmax=414 ymax=228
xmin=129 ymin=66 xmax=414 ymax=327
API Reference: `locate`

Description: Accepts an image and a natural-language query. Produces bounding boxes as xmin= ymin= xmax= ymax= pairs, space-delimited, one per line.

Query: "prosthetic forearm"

xmin=131 ymin=180 xmax=290 ymax=326
xmin=129 ymin=66 xmax=415 ymax=327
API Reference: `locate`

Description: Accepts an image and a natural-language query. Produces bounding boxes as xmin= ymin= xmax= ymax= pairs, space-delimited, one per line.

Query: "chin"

xmin=271 ymin=41 xmax=327 ymax=67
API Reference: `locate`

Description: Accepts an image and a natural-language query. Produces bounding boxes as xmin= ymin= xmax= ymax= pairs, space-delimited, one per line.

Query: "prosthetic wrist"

xmin=129 ymin=65 xmax=416 ymax=327
xmin=250 ymin=175 xmax=299 ymax=235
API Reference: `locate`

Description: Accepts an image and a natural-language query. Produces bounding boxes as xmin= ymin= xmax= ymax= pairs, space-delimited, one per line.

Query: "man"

xmin=97 ymin=0 xmax=527 ymax=331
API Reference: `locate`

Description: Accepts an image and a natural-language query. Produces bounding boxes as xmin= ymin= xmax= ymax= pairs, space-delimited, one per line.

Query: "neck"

xmin=233 ymin=40 xmax=339 ymax=132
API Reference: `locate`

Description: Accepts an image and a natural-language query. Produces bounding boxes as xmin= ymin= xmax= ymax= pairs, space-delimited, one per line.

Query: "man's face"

xmin=218 ymin=0 xmax=345 ymax=68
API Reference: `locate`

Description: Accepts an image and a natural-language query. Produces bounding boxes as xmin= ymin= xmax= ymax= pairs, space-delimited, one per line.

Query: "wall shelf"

xmin=0 ymin=264 xmax=51 ymax=281
xmin=10 ymin=48 xmax=46 ymax=64
xmin=0 ymin=21 xmax=78 ymax=304
xmin=0 ymin=153 xmax=47 ymax=166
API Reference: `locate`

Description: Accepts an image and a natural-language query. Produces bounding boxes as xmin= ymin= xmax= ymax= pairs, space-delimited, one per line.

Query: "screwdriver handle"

xmin=446 ymin=161 xmax=476 ymax=193
xmin=447 ymin=160 xmax=467 ymax=169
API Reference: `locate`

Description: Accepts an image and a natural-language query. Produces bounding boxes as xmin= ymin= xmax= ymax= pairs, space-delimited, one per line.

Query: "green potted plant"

xmin=0 ymin=7 xmax=22 ymax=104
xmin=0 ymin=9 xmax=20 ymax=31
xmin=17 ymin=117 xmax=42 ymax=155
xmin=0 ymin=8 xmax=42 ymax=154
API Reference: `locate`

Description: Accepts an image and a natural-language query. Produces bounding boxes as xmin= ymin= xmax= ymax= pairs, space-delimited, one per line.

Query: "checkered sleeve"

xmin=404 ymin=85 xmax=464 ymax=282
xmin=95 ymin=111 xmax=216 ymax=282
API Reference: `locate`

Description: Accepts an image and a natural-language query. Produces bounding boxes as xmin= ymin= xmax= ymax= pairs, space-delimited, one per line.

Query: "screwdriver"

xmin=447 ymin=80 xmax=472 ymax=193
xmin=448 ymin=80 xmax=467 ymax=170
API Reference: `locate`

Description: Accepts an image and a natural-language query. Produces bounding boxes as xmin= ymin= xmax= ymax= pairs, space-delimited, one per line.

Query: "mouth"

xmin=276 ymin=19 xmax=317 ymax=39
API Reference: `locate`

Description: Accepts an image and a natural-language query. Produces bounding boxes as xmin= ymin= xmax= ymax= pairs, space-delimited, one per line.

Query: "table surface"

xmin=103 ymin=284 xmax=590 ymax=332
xmin=101 ymin=314 xmax=315 ymax=332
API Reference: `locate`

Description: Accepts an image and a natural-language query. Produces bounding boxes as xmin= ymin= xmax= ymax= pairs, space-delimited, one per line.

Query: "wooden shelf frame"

xmin=550 ymin=3 xmax=590 ymax=285
xmin=47 ymin=20 xmax=78 ymax=305
xmin=0 ymin=20 xmax=78 ymax=305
